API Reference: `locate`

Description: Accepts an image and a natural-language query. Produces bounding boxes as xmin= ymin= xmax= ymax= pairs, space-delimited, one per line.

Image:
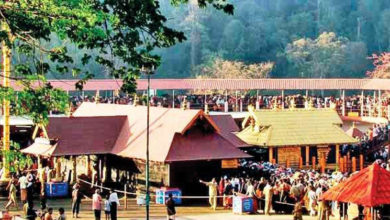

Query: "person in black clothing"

xmin=40 ymin=190 xmax=47 ymax=210
xmin=72 ymin=184 xmax=83 ymax=218
xmin=339 ymin=202 xmax=348 ymax=220
xmin=26 ymin=202 xmax=37 ymax=220
xmin=165 ymin=193 xmax=176 ymax=220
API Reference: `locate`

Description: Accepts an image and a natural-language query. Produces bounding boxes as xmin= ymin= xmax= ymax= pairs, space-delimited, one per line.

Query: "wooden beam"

xmin=269 ymin=147 xmax=273 ymax=163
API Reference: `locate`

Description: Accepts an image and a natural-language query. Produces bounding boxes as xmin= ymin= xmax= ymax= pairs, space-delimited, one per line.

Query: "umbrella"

xmin=322 ymin=163 xmax=390 ymax=207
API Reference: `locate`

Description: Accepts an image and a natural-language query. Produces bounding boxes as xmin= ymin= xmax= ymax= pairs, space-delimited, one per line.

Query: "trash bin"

xmin=233 ymin=195 xmax=253 ymax=214
xmin=155 ymin=187 xmax=182 ymax=205
xmin=45 ymin=182 xmax=69 ymax=198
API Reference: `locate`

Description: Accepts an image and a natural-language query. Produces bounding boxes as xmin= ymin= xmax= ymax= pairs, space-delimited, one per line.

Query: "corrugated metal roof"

xmin=237 ymin=108 xmax=358 ymax=147
xmin=9 ymin=78 xmax=390 ymax=91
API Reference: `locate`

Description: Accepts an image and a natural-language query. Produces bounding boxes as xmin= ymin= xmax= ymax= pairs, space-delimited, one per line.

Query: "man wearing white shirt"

xmin=109 ymin=190 xmax=120 ymax=220
xmin=19 ymin=173 xmax=28 ymax=204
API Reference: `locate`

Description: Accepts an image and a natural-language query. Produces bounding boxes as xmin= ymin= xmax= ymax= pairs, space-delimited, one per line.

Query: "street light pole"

xmin=142 ymin=65 xmax=154 ymax=220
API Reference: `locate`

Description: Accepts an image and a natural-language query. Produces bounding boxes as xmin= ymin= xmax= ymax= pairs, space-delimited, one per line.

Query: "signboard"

xmin=222 ymin=159 xmax=239 ymax=169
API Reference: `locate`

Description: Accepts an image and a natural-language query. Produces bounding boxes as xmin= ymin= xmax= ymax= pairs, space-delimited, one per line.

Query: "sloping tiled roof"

xmin=47 ymin=116 xmax=127 ymax=156
xmin=322 ymin=163 xmax=390 ymax=207
xmin=165 ymin=131 xmax=250 ymax=162
xmin=237 ymin=108 xmax=358 ymax=147
xmin=73 ymin=103 xmax=250 ymax=162
xmin=346 ymin=126 xmax=364 ymax=138
xmin=210 ymin=115 xmax=250 ymax=148
xmin=9 ymin=78 xmax=390 ymax=91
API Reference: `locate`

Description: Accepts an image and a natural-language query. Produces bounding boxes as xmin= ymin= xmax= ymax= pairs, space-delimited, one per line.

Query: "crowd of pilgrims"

xmin=206 ymin=160 xmax=389 ymax=220
xmin=68 ymin=93 xmax=390 ymax=116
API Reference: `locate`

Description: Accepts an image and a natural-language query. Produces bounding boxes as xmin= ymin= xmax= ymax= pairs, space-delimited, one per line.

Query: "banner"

xmin=222 ymin=159 xmax=239 ymax=169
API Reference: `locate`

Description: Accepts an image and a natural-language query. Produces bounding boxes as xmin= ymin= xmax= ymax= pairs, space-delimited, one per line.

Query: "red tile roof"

xmin=73 ymin=103 xmax=250 ymax=162
xmin=9 ymin=78 xmax=390 ymax=91
xmin=47 ymin=116 xmax=128 ymax=156
xmin=210 ymin=115 xmax=250 ymax=148
xmin=165 ymin=131 xmax=250 ymax=162
xmin=346 ymin=126 xmax=364 ymax=138
xmin=322 ymin=163 xmax=390 ymax=207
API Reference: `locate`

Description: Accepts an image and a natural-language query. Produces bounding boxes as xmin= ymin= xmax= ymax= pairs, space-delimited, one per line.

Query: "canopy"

xmin=10 ymin=78 xmax=390 ymax=91
xmin=322 ymin=163 xmax=390 ymax=207
xmin=21 ymin=142 xmax=57 ymax=158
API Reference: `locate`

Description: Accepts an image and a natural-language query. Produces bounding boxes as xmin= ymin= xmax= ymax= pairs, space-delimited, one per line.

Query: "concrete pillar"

xmin=378 ymin=90 xmax=382 ymax=117
xmin=172 ymin=90 xmax=175 ymax=108
xmin=235 ymin=91 xmax=238 ymax=112
xmin=281 ymin=90 xmax=285 ymax=109
xmin=204 ymin=94 xmax=207 ymax=112
xmin=305 ymin=90 xmax=308 ymax=101
xmin=256 ymin=90 xmax=260 ymax=110
xmin=342 ymin=90 xmax=346 ymax=116
xmin=240 ymin=96 xmax=243 ymax=112
xmin=360 ymin=91 xmax=364 ymax=117
xmin=224 ymin=101 xmax=228 ymax=113
xmin=225 ymin=90 xmax=228 ymax=112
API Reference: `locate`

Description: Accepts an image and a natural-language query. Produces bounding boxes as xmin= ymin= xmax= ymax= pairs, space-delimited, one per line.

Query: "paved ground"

xmin=2 ymin=198 xmax=355 ymax=219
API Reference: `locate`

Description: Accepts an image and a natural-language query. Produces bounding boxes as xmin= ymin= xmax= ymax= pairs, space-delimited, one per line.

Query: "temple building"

xmin=237 ymin=107 xmax=358 ymax=169
xmin=62 ymin=103 xmax=250 ymax=195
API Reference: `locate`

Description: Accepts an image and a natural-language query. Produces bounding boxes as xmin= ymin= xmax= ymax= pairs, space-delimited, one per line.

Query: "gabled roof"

xmin=322 ymin=163 xmax=390 ymax=207
xmin=47 ymin=116 xmax=127 ymax=156
xmin=237 ymin=108 xmax=358 ymax=147
xmin=165 ymin=130 xmax=250 ymax=162
xmin=74 ymin=103 xmax=239 ymax=162
xmin=210 ymin=115 xmax=250 ymax=148
xmin=346 ymin=126 xmax=364 ymax=139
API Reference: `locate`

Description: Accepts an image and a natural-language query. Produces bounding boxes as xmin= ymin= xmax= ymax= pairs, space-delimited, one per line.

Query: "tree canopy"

xmin=0 ymin=0 xmax=233 ymax=123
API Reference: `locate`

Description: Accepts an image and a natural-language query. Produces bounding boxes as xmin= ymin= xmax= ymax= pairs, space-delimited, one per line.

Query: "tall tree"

xmin=285 ymin=32 xmax=348 ymax=78
xmin=0 ymin=0 xmax=233 ymax=123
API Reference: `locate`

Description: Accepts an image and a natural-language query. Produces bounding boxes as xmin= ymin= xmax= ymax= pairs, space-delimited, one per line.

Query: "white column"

xmin=360 ymin=90 xmax=364 ymax=117
xmin=172 ymin=90 xmax=175 ymax=108
xmin=281 ymin=90 xmax=285 ymax=109
xmin=378 ymin=90 xmax=382 ymax=117
xmin=235 ymin=91 xmax=238 ymax=112
xmin=342 ymin=90 xmax=345 ymax=116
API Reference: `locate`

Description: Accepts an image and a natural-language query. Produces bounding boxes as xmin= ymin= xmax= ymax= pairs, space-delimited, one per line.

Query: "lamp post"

xmin=141 ymin=65 xmax=154 ymax=220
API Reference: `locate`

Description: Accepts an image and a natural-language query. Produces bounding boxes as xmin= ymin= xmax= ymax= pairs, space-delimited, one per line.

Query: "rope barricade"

xmin=78 ymin=179 xmax=308 ymax=206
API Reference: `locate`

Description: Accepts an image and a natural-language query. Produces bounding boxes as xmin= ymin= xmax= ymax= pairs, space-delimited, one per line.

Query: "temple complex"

xmin=237 ymin=106 xmax=358 ymax=169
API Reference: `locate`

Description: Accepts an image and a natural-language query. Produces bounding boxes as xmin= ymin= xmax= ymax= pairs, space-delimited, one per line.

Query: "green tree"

xmin=0 ymin=0 xmax=233 ymax=123
xmin=285 ymin=32 xmax=348 ymax=78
